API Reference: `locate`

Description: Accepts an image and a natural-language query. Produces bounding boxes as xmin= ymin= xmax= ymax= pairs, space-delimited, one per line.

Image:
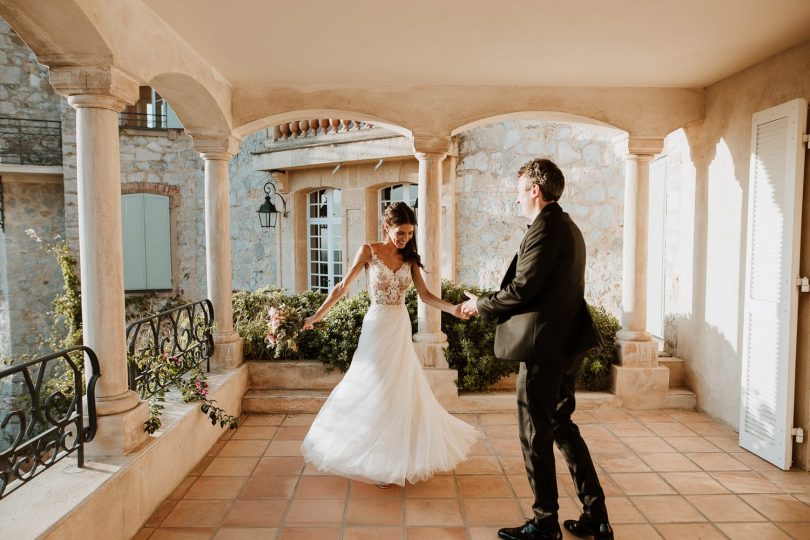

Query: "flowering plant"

xmin=265 ymin=303 xmax=304 ymax=358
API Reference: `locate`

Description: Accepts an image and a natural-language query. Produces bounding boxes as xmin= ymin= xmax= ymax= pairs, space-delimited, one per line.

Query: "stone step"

xmin=247 ymin=360 xmax=343 ymax=390
xmin=659 ymin=356 xmax=685 ymax=388
xmin=242 ymin=388 xmax=330 ymax=414
xmin=666 ymin=387 xmax=697 ymax=410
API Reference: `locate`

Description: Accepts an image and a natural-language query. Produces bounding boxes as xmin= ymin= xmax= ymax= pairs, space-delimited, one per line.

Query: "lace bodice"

xmin=368 ymin=251 xmax=412 ymax=305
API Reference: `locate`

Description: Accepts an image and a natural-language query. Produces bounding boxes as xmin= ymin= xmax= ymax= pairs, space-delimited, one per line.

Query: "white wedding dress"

xmin=300 ymin=251 xmax=479 ymax=485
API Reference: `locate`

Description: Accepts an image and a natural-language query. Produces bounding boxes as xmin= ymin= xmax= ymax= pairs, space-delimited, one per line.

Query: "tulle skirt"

xmin=300 ymin=303 xmax=479 ymax=485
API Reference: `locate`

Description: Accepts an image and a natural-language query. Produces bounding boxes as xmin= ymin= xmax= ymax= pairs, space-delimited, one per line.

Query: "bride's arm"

xmin=411 ymin=265 xmax=467 ymax=319
xmin=303 ymin=244 xmax=372 ymax=329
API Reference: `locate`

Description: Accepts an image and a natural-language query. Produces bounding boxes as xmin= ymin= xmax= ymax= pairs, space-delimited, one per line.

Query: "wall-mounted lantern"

xmin=257 ymin=181 xmax=288 ymax=228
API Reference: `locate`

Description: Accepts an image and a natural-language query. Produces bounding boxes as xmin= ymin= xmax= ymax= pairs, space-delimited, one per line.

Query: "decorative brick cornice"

xmin=121 ymin=182 xmax=181 ymax=208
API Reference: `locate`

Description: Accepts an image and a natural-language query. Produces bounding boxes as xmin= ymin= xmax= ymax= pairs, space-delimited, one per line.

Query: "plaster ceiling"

xmin=142 ymin=0 xmax=810 ymax=88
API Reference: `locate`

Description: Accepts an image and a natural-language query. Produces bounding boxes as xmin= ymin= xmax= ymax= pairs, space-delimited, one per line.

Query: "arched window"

xmin=307 ymin=188 xmax=343 ymax=292
xmin=122 ymin=193 xmax=172 ymax=291
xmin=378 ymin=183 xmax=418 ymax=239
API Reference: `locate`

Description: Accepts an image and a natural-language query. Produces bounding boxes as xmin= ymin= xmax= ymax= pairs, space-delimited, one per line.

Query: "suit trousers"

xmin=516 ymin=358 xmax=609 ymax=526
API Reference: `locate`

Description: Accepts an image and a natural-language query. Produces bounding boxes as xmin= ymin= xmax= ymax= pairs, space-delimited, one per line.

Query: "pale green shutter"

xmin=122 ymin=194 xmax=147 ymax=290
xmin=143 ymin=194 xmax=172 ymax=290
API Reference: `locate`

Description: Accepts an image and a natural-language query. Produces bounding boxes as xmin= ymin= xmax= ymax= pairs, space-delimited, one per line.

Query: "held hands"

xmin=452 ymin=303 xmax=470 ymax=320
xmin=461 ymin=291 xmax=479 ymax=318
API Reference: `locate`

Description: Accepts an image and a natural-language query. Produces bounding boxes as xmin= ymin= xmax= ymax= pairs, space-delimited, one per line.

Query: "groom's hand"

xmin=461 ymin=291 xmax=479 ymax=317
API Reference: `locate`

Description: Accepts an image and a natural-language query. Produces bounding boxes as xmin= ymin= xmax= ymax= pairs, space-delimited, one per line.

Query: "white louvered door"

xmin=739 ymin=98 xmax=807 ymax=469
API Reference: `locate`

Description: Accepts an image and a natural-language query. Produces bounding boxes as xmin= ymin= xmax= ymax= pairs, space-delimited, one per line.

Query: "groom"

xmin=462 ymin=158 xmax=613 ymax=540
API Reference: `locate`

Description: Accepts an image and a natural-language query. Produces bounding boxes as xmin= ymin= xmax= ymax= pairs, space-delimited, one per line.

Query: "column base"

xmin=610 ymin=365 xmax=670 ymax=410
xmin=211 ymin=331 xmax=244 ymax=370
xmin=616 ymin=336 xmax=659 ymax=367
xmin=413 ymin=332 xmax=449 ymax=368
xmin=86 ymin=396 xmax=149 ymax=456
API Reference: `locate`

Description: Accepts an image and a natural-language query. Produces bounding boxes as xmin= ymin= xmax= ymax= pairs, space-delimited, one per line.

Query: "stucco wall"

xmin=663 ymin=40 xmax=810 ymax=429
xmin=454 ymin=121 xmax=625 ymax=317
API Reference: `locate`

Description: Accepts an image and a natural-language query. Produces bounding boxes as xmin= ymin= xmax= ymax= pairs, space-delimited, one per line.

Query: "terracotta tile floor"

xmin=136 ymin=409 xmax=810 ymax=539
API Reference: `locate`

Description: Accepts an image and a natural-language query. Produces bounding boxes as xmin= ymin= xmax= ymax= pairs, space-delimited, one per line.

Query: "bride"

xmin=301 ymin=201 xmax=478 ymax=486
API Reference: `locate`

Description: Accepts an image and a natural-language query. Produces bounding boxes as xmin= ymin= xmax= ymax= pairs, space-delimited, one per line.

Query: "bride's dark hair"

xmin=383 ymin=202 xmax=425 ymax=270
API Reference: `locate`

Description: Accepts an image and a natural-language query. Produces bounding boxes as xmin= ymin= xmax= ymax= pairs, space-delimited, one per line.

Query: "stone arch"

xmin=450 ymin=111 xmax=626 ymax=137
xmin=149 ymin=73 xmax=231 ymax=137
xmin=233 ymin=109 xmax=412 ymax=139
xmin=0 ymin=1 xmax=112 ymax=66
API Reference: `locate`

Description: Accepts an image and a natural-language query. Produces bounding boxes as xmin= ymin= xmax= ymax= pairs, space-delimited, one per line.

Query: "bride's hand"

xmin=303 ymin=316 xmax=319 ymax=330
xmin=452 ymin=304 xmax=470 ymax=320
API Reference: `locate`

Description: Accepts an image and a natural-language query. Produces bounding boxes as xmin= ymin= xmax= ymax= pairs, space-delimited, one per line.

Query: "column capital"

xmin=49 ymin=66 xmax=139 ymax=108
xmin=412 ymin=135 xmax=452 ymax=157
xmin=191 ymin=134 xmax=241 ymax=160
xmin=613 ymin=135 xmax=664 ymax=157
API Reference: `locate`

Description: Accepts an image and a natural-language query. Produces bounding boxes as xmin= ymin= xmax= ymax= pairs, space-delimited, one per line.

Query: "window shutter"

xmin=143 ymin=194 xmax=172 ymax=290
xmin=122 ymin=194 xmax=147 ymax=290
xmin=739 ymin=98 xmax=807 ymax=469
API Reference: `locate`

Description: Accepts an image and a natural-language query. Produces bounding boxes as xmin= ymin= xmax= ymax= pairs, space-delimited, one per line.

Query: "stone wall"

xmin=229 ymin=129 xmax=278 ymax=291
xmin=118 ymin=129 xmax=206 ymax=300
xmin=0 ymin=19 xmax=61 ymax=120
xmin=0 ymin=180 xmax=65 ymax=356
xmin=453 ymin=120 xmax=625 ymax=317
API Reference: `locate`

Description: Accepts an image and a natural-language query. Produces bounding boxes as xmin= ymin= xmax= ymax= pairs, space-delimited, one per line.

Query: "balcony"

xmin=118 ymin=111 xmax=169 ymax=131
xmin=254 ymin=119 xmax=412 ymax=171
xmin=0 ymin=117 xmax=62 ymax=166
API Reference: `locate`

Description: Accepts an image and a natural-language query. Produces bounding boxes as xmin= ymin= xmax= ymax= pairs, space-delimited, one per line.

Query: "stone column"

xmin=192 ymin=136 xmax=244 ymax=369
xmin=410 ymin=136 xmax=459 ymax=407
xmin=611 ymin=136 xmax=669 ymax=409
xmin=50 ymin=67 xmax=148 ymax=454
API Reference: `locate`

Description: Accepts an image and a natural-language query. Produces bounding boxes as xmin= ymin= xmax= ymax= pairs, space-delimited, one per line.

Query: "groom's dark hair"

xmin=383 ymin=202 xmax=425 ymax=270
xmin=518 ymin=158 xmax=565 ymax=202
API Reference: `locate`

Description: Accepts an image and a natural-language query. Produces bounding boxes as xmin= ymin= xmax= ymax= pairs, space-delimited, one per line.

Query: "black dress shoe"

xmin=498 ymin=519 xmax=562 ymax=540
xmin=563 ymin=517 xmax=614 ymax=540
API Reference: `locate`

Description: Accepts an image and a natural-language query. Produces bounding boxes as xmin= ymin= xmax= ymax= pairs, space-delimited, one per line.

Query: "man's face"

xmin=515 ymin=175 xmax=535 ymax=219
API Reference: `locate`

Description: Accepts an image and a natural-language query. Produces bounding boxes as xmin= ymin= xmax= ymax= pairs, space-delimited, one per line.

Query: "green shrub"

xmin=232 ymin=287 xmax=325 ymax=360
xmin=436 ymin=281 xmax=517 ymax=391
xmin=231 ymin=282 xmax=620 ymax=393
xmin=578 ymin=304 xmax=621 ymax=391
xmin=312 ymin=291 xmax=370 ymax=372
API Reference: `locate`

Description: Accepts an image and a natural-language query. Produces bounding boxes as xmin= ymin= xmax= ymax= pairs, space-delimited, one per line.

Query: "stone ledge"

xmin=0 ymin=365 xmax=248 ymax=540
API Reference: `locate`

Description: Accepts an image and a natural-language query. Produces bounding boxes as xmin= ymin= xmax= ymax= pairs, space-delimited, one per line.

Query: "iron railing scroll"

xmin=126 ymin=300 xmax=215 ymax=399
xmin=0 ymin=346 xmax=101 ymax=499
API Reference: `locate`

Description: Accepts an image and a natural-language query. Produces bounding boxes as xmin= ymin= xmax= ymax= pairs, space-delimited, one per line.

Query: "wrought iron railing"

xmin=0 ymin=117 xmax=62 ymax=166
xmin=126 ymin=300 xmax=215 ymax=398
xmin=0 ymin=346 xmax=100 ymax=499
xmin=118 ymin=111 xmax=168 ymax=131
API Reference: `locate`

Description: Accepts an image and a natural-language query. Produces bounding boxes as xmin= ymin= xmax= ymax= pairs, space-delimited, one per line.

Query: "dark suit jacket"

xmin=476 ymin=202 xmax=601 ymax=366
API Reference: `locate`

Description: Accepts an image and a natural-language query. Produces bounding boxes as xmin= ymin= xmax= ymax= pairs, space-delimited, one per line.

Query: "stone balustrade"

xmin=274 ymin=119 xmax=373 ymax=140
